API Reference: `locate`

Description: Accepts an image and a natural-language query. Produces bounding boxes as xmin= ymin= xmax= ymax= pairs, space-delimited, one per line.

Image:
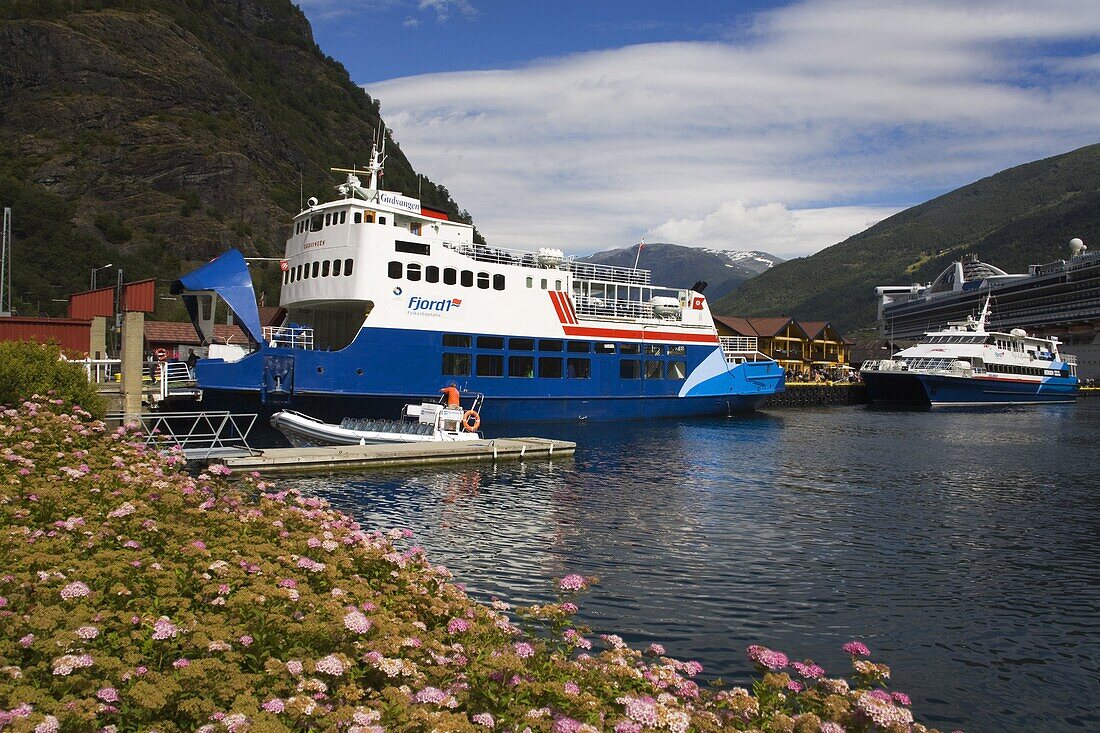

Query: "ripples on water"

xmin=283 ymin=401 xmax=1100 ymax=733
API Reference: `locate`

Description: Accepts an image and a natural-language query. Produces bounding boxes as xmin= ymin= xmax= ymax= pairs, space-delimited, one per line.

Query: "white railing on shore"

xmin=75 ymin=358 xmax=121 ymax=384
xmin=263 ymin=325 xmax=315 ymax=349
xmin=108 ymin=411 xmax=257 ymax=460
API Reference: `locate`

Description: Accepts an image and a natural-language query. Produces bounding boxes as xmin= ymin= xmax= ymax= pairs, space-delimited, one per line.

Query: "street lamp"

xmin=91 ymin=263 xmax=114 ymax=290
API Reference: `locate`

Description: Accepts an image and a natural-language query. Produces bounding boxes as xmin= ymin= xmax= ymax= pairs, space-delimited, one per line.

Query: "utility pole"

xmin=1 ymin=207 xmax=11 ymax=316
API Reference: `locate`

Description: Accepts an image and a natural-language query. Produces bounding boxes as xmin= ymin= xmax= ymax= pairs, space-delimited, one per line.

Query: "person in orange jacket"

xmin=440 ymin=382 xmax=461 ymax=408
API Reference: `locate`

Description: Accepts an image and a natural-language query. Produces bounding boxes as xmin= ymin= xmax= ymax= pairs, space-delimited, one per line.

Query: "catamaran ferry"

xmin=860 ymin=299 xmax=1078 ymax=406
xmin=172 ymin=141 xmax=784 ymax=425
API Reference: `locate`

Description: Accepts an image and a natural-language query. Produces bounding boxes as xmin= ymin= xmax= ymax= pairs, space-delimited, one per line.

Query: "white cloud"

xmin=367 ymin=0 xmax=1100 ymax=258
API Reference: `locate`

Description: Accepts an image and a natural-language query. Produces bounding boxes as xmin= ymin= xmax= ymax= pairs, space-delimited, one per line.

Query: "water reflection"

xmin=285 ymin=402 xmax=1100 ymax=733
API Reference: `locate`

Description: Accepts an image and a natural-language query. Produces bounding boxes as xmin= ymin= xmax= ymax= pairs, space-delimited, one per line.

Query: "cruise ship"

xmin=876 ymin=239 xmax=1100 ymax=379
xmin=171 ymin=140 xmax=784 ymax=427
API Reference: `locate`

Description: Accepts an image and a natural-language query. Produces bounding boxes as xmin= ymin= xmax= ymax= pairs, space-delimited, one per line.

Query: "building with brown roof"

xmin=713 ymin=316 xmax=851 ymax=377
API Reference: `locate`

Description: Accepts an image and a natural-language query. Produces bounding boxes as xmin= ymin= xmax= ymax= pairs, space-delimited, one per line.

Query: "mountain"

xmin=0 ymin=0 xmax=474 ymax=317
xmin=712 ymin=143 xmax=1100 ymax=333
xmin=578 ymin=243 xmax=783 ymax=301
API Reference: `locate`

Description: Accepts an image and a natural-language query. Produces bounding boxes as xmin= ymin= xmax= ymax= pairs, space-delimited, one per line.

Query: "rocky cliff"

xmin=0 ymin=0 xmax=471 ymax=315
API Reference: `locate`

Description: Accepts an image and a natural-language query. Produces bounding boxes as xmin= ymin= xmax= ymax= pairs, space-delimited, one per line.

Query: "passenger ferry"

xmin=172 ymin=141 xmax=784 ymax=426
xmin=860 ymin=299 xmax=1079 ymax=406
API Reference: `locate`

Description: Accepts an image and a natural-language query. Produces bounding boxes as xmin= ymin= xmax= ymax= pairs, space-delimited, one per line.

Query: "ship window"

xmin=541 ymin=279 xmax=548 ymax=289
xmin=645 ymin=344 xmax=662 ymax=355
xmin=539 ymin=357 xmax=563 ymax=378
xmin=596 ymin=343 xmax=616 ymax=354
xmin=396 ymin=240 xmax=430 ymax=256
xmin=539 ymin=340 xmax=563 ymax=352
xmin=526 ymin=277 xmax=533 ymax=288
xmin=477 ymin=272 xmax=490 ymax=289
xmin=509 ymin=355 xmax=535 ymax=377
xmin=567 ymin=358 xmax=591 ymax=378
xmin=325 ymin=212 xmax=331 ymax=226
xmin=333 ymin=259 xmax=342 ymax=276
xmin=344 ymin=259 xmax=353 ymax=276
xmin=620 ymin=360 xmax=641 ymax=379
xmin=567 ymin=341 xmax=590 ymax=353
xmin=365 ymin=212 xmax=375 ymax=223
xmin=644 ymin=361 xmax=663 ymax=379
xmin=321 ymin=260 xmax=330 ymax=277
xmin=442 ymin=353 xmax=470 ymax=376
xmin=282 ymin=270 xmax=288 ymax=285
xmin=354 ymin=212 xmax=362 ymax=224
xmin=461 ymin=270 xmax=474 ymax=287
xmin=668 ymin=361 xmax=686 ymax=380
xmin=510 ymin=338 xmax=534 ymax=351
xmin=379 ymin=216 xmax=386 ymax=225
xmin=555 ymin=280 xmax=562 ymax=290
xmin=407 ymin=263 xmax=422 ymax=282
xmin=296 ymin=264 xmax=303 ymax=280
xmin=302 ymin=264 xmax=310 ymax=280
xmin=426 ymin=265 xmax=439 ymax=283
xmin=477 ymin=336 xmax=504 ymax=349
xmin=310 ymin=216 xmax=322 ymax=232
xmin=668 ymin=345 xmax=686 ymax=355
xmin=444 ymin=268 xmax=457 ymax=285
xmin=339 ymin=211 xmax=347 ymax=224
xmin=476 ymin=354 xmax=504 ymax=377
xmin=493 ymin=274 xmax=505 ymax=291
xmin=620 ymin=343 xmax=641 ymax=355
xmin=410 ymin=222 xmax=421 ymax=235
xmin=443 ymin=334 xmax=471 ymax=348
xmin=311 ymin=262 xmax=320 ymax=278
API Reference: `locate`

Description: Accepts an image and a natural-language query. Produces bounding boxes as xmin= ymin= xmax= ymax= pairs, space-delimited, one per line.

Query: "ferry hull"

xmin=863 ymin=371 xmax=1078 ymax=407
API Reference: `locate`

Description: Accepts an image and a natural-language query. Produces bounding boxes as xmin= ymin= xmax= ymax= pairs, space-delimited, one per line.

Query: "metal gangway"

xmin=110 ymin=411 xmax=259 ymax=460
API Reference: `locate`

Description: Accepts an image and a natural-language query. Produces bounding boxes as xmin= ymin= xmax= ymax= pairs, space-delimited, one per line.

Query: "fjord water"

xmin=283 ymin=401 xmax=1100 ymax=733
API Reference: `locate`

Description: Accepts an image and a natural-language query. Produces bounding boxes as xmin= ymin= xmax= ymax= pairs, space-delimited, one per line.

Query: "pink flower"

xmin=558 ymin=574 xmax=588 ymax=592
xmin=787 ymin=679 xmax=804 ymax=692
xmin=19 ymin=634 xmax=34 ymax=648
xmin=819 ymin=724 xmax=845 ymax=733
xmin=75 ymin=626 xmax=99 ymax=640
xmin=747 ymin=645 xmax=788 ymax=671
xmin=96 ymin=687 xmax=120 ymax=703
xmin=892 ymin=691 xmax=912 ymax=706
xmin=314 ymin=654 xmax=345 ymax=676
xmin=792 ymin=661 xmax=825 ymax=679
xmin=472 ymin=712 xmax=495 ymax=727
xmin=172 ymin=657 xmax=190 ymax=668
xmin=513 ymin=642 xmax=535 ymax=659
xmin=648 ymin=643 xmax=666 ymax=656
xmin=563 ymin=681 xmax=580 ymax=696
xmin=34 ymin=715 xmax=59 ymax=733
xmin=59 ymin=581 xmax=91 ymax=601
xmin=286 ymin=660 xmax=303 ymax=676
xmin=842 ymin=640 xmax=870 ymax=657
xmin=447 ymin=618 xmax=470 ymax=634
xmin=152 ymin=616 xmax=180 ymax=640
xmin=344 ymin=610 xmax=372 ymax=634
xmin=261 ymin=698 xmax=285 ymax=714
xmin=238 ymin=635 xmax=253 ymax=647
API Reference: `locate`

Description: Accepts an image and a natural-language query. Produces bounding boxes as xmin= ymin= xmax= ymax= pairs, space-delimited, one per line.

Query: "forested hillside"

xmin=713 ymin=143 xmax=1100 ymax=332
xmin=0 ymin=0 xmax=473 ymax=316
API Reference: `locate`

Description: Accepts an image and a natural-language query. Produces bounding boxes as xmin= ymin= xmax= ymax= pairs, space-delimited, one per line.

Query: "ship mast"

xmin=331 ymin=129 xmax=386 ymax=202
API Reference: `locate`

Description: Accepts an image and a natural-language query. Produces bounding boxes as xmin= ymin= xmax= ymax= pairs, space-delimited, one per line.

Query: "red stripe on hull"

xmin=548 ymin=291 xmax=569 ymax=324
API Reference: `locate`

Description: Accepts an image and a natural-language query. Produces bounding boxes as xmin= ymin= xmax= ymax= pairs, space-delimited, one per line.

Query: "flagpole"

xmin=632 ymin=236 xmax=645 ymax=270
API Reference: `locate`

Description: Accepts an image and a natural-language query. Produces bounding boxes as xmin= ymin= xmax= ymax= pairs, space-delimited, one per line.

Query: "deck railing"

xmin=574 ymin=296 xmax=658 ymax=320
xmin=263 ymin=325 xmax=315 ymax=350
xmin=440 ymin=241 xmax=651 ymax=285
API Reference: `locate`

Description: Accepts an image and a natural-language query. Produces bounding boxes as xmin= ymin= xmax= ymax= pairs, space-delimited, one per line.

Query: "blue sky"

xmin=297 ymin=0 xmax=1100 ymax=258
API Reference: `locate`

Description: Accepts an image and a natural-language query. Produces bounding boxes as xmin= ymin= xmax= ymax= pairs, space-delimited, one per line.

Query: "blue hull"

xmin=190 ymin=326 xmax=784 ymax=444
xmin=863 ymin=371 xmax=1078 ymax=406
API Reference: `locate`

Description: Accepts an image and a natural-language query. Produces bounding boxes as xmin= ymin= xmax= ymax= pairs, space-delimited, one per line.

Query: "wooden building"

xmin=713 ymin=316 xmax=851 ymax=376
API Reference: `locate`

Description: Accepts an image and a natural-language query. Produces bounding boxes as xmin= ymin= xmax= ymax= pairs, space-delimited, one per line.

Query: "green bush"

xmin=0 ymin=341 xmax=105 ymax=419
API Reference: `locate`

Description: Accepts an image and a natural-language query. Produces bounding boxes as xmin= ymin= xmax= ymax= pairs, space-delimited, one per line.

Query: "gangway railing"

xmin=110 ymin=411 xmax=258 ymax=460
xmin=720 ymin=336 xmax=772 ymax=365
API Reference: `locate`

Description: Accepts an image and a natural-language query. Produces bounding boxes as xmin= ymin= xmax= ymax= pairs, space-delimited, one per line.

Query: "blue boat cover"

xmin=170 ymin=249 xmax=263 ymax=345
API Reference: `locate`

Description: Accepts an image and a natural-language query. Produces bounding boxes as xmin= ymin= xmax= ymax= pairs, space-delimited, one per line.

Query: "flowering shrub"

xmin=0 ymin=398 xmax=960 ymax=732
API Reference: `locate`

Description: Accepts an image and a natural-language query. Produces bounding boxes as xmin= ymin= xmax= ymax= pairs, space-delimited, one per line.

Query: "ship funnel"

xmin=1069 ymin=238 xmax=1087 ymax=257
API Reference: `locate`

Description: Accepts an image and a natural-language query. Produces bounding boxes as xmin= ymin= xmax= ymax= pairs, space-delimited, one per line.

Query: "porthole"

xmin=316 ymin=366 xmax=324 ymax=374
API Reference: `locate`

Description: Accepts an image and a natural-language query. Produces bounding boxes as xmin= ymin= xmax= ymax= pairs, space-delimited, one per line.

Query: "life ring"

xmin=154 ymin=348 xmax=168 ymax=362
xmin=461 ymin=409 xmax=481 ymax=432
